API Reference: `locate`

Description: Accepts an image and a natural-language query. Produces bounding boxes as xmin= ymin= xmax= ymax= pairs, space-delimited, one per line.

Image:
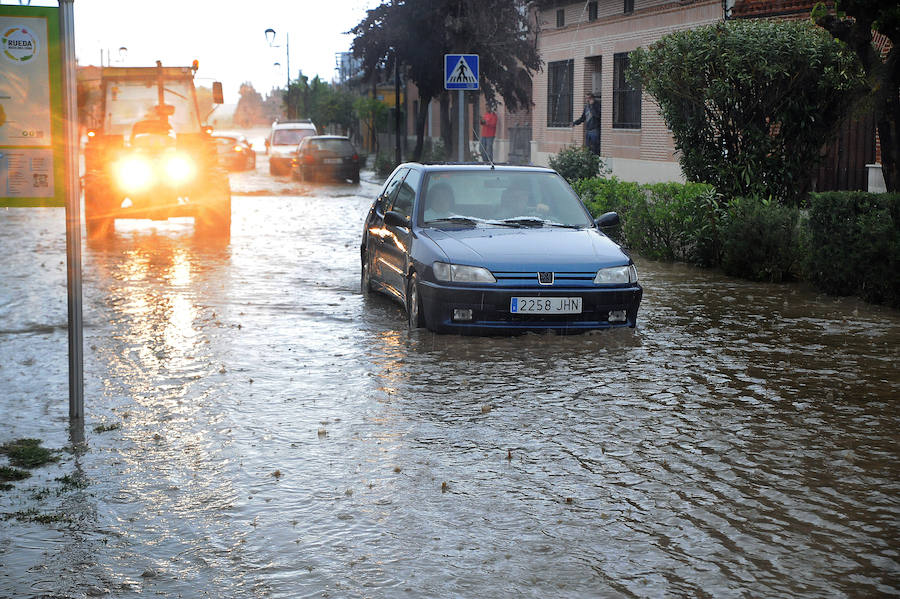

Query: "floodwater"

xmin=1 ymin=157 xmax=898 ymax=598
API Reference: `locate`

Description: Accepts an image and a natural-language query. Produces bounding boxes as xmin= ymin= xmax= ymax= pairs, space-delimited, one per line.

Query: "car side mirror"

xmin=384 ymin=210 xmax=410 ymax=228
xmin=212 ymin=82 xmax=224 ymax=104
xmin=595 ymin=211 xmax=620 ymax=228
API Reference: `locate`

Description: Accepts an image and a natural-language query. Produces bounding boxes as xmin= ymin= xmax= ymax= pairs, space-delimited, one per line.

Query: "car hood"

xmin=421 ymin=226 xmax=629 ymax=270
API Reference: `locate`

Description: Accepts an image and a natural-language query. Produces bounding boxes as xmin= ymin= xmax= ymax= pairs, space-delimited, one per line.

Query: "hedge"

xmin=804 ymin=192 xmax=900 ymax=308
xmin=573 ymin=178 xmax=899 ymax=306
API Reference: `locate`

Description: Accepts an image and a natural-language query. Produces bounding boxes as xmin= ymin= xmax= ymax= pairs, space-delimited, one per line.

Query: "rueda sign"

xmin=0 ymin=5 xmax=65 ymax=207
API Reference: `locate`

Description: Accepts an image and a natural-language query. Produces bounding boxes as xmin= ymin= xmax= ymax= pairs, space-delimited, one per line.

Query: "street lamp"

xmin=264 ymin=28 xmax=290 ymax=90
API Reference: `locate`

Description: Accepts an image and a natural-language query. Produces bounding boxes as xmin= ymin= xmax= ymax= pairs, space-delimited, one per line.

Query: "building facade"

xmin=530 ymin=0 xmax=723 ymax=182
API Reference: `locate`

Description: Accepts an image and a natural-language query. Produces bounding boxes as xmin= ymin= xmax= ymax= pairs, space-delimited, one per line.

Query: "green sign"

xmin=0 ymin=5 xmax=65 ymax=207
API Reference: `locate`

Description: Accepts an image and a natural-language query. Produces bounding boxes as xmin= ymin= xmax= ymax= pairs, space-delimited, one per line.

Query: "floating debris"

xmin=272 ymin=470 xmax=282 ymax=479
xmin=481 ymin=404 xmax=492 ymax=414
xmin=441 ymin=481 xmax=449 ymax=493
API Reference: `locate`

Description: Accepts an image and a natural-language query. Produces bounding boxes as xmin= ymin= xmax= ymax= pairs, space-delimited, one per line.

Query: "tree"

xmin=350 ymin=0 xmax=541 ymax=161
xmin=233 ymin=82 xmax=267 ymax=127
xmin=815 ymin=0 xmax=900 ymax=192
xmin=285 ymin=73 xmax=357 ymax=134
xmin=630 ymin=20 xmax=864 ymax=205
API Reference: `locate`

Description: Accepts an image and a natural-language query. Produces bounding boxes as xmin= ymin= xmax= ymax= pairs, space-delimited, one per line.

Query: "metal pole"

xmin=395 ymin=57 xmax=401 ymax=165
xmin=59 ymin=0 xmax=84 ymax=422
xmin=457 ymin=90 xmax=464 ymax=162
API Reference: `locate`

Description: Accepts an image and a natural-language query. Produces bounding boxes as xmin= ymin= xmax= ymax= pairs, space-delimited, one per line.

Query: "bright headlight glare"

xmin=594 ymin=264 xmax=638 ymax=284
xmin=164 ymin=154 xmax=195 ymax=184
xmin=433 ymin=262 xmax=496 ymax=283
xmin=115 ymin=157 xmax=153 ymax=192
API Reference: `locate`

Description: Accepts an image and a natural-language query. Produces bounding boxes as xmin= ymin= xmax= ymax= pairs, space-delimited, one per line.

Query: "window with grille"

xmin=624 ymin=0 xmax=634 ymax=13
xmin=547 ymin=60 xmax=574 ymax=128
xmin=588 ymin=2 xmax=598 ymax=20
xmin=613 ymin=53 xmax=641 ymax=129
xmin=556 ymin=9 xmax=565 ymax=27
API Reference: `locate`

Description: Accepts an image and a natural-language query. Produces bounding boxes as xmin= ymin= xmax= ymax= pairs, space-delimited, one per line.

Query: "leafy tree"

xmin=815 ymin=0 xmax=900 ymax=192
xmin=285 ymin=73 xmax=357 ymax=134
xmin=350 ymin=0 xmax=541 ymax=161
xmin=355 ymin=96 xmax=389 ymax=153
xmin=630 ymin=20 xmax=863 ymax=205
xmin=233 ymin=82 xmax=267 ymax=127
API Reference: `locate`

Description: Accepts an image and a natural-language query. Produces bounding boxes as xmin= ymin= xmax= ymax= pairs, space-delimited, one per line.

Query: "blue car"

xmin=360 ymin=163 xmax=642 ymax=334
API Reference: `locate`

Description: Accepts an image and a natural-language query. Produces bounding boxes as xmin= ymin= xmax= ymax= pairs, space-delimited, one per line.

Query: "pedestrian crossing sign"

xmin=445 ymin=54 xmax=479 ymax=90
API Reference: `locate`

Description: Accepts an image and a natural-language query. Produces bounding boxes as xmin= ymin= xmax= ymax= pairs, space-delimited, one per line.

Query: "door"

xmin=382 ymin=168 xmax=422 ymax=300
xmin=368 ymin=168 xmax=408 ymax=295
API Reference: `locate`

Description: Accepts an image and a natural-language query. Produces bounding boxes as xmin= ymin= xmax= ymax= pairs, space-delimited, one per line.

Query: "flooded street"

xmin=1 ymin=160 xmax=899 ymax=598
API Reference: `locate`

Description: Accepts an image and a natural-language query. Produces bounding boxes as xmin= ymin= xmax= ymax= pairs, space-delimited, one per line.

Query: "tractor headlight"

xmin=164 ymin=154 xmax=196 ymax=185
xmin=114 ymin=156 xmax=154 ymax=193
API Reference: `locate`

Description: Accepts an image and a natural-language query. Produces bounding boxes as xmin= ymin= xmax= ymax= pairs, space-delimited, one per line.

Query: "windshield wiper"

xmin=425 ymin=216 xmax=481 ymax=226
xmin=499 ymin=217 xmax=585 ymax=229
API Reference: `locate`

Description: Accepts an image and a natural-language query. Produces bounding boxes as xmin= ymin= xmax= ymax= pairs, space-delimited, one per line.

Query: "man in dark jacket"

xmin=573 ymin=93 xmax=601 ymax=155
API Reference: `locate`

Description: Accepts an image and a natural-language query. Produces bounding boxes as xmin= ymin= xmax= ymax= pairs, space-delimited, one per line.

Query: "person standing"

xmin=573 ymin=93 xmax=601 ymax=155
xmin=479 ymin=104 xmax=498 ymax=162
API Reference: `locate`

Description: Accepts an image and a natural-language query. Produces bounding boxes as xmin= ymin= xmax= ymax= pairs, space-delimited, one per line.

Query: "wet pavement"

xmin=1 ymin=153 xmax=899 ymax=598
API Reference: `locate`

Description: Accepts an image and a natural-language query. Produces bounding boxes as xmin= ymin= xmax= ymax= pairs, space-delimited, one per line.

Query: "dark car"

xmin=360 ymin=163 xmax=643 ymax=334
xmin=291 ymin=135 xmax=360 ymax=183
xmin=212 ymin=133 xmax=255 ymax=171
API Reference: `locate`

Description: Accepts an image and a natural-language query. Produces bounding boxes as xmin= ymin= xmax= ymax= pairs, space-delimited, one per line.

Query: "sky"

xmin=70 ymin=0 xmax=380 ymax=103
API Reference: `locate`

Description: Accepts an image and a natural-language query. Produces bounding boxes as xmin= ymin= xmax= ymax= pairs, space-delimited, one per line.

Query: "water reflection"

xmin=1 ymin=193 xmax=897 ymax=598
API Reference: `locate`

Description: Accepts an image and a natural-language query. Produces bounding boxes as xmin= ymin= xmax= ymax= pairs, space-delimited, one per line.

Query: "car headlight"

xmin=114 ymin=156 xmax=154 ymax=193
xmin=433 ymin=262 xmax=496 ymax=283
xmin=164 ymin=154 xmax=195 ymax=185
xmin=594 ymin=264 xmax=638 ymax=284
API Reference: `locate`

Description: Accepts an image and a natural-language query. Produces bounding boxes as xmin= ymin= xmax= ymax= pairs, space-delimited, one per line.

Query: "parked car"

xmin=212 ymin=133 xmax=255 ymax=171
xmin=265 ymin=119 xmax=316 ymax=175
xmin=291 ymin=135 xmax=361 ymax=183
xmin=360 ymin=163 xmax=643 ymax=334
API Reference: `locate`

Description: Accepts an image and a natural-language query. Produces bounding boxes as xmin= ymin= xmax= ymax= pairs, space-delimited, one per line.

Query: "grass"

xmin=0 ymin=438 xmax=58 ymax=469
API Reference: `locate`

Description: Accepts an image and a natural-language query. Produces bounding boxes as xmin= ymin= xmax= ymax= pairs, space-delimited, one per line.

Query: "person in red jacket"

xmin=479 ymin=104 xmax=498 ymax=162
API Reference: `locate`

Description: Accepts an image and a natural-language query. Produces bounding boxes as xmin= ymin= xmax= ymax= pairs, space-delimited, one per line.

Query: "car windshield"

xmin=272 ymin=129 xmax=313 ymax=145
xmin=104 ymin=79 xmax=200 ymax=135
xmin=306 ymin=139 xmax=355 ymax=155
xmin=420 ymin=170 xmax=593 ymax=227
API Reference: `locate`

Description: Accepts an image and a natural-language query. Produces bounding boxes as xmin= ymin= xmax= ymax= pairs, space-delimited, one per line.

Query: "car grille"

xmin=492 ymin=270 xmax=596 ymax=287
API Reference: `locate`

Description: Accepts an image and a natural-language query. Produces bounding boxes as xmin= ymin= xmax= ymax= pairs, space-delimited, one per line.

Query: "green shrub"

xmin=629 ymin=20 xmax=864 ymax=205
xmin=573 ymin=177 xmax=719 ymax=263
xmin=624 ymin=182 xmax=720 ymax=264
xmin=422 ymin=138 xmax=447 ymax=162
xmin=374 ymin=152 xmax=397 ymax=177
xmin=804 ymin=192 xmax=900 ymax=307
xmin=720 ymin=197 xmax=801 ymax=282
xmin=549 ymin=146 xmax=608 ymax=184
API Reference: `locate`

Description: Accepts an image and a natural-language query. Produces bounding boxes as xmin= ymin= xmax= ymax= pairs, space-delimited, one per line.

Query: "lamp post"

xmin=264 ymin=28 xmax=290 ymax=91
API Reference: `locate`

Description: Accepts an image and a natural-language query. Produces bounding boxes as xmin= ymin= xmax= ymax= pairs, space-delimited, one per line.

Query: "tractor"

xmin=82 ymin=61 xmax=230 ymax=239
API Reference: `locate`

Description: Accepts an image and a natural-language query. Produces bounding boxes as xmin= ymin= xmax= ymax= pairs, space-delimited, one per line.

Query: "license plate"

xmin=510 ymin=297 xmax=582 ymax=314
xmin=324 ymin=158 xmax=341 ymax=164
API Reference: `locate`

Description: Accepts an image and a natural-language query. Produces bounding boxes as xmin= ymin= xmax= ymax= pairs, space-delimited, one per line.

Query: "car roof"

xmin=303 ymin=135 xmax=350 ymax=140
xmin=400 ymin=162 xmax=557 ymax=174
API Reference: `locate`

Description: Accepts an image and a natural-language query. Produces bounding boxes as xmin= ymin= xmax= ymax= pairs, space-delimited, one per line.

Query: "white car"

xmin=265 ymin=119 xmax=317 ymax=175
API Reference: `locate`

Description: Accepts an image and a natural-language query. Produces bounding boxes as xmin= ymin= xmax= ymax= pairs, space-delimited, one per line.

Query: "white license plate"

xmin=324 ymin=158 xmax=341 ymax=164
xmin=510 ymin=297 xmax=582 ymax=314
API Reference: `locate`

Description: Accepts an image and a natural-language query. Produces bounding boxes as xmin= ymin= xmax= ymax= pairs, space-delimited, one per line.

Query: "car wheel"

xmin=361 ymin=251 xmax=374 ymax=297
xmin=407 ymin=272 xmax=425 ymax=329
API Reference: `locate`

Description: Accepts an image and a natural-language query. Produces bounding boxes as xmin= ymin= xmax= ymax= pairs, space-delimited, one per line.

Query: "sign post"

xmin=444 ymin=54 xmax=479 ymax=162
xmin=0 ymin=2 xmax=83 ymax=422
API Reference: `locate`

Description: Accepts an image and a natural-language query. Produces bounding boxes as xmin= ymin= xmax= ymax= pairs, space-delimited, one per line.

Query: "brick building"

xmin=530 ymin=0 xmax=723 ymax=182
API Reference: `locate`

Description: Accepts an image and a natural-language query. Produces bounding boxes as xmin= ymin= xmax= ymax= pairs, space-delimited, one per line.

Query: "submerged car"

xmin=212 ymin=133 xmax=255 ymax=171
xmin=291 ymin=135 xmax=360 ymax=183
xmin=360 ymin=163 xmax=642 ymax=334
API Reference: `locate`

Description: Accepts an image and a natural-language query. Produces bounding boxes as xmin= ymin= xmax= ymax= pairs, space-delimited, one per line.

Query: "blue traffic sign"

xmin=445 ymin=54 xmax=479 ymax=90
